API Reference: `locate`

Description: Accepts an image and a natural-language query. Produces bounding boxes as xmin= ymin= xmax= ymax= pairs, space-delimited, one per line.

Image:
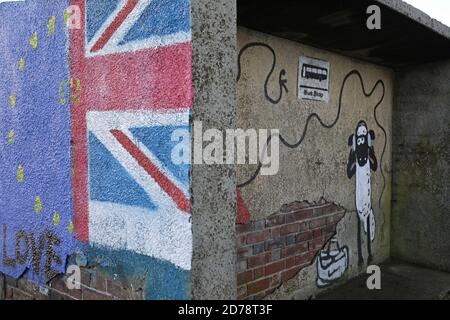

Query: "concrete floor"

xmin=316 ymin=259 xmax=450 ymax=300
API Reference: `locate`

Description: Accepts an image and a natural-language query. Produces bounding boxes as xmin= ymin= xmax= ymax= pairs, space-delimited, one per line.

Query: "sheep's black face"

xmin=355 ymin=123 xmax=369 ymax=167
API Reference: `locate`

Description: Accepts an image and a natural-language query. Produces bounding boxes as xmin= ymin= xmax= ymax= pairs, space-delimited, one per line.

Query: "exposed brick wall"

xmin=0 ymin=266 xmax=143 ymax=300
xmin=236 ymin=201 xmax=345 ymax=300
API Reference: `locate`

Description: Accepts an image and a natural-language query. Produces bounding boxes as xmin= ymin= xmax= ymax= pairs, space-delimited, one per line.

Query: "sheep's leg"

xmin=367 ymin=215 xmax=373 ymax=264
xmin=357 ymin=213 xmax=364 ymax=267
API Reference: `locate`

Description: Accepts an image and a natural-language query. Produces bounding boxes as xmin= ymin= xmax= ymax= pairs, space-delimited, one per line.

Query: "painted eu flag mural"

xmin=0 ymin=1 xmax=76 ymax=283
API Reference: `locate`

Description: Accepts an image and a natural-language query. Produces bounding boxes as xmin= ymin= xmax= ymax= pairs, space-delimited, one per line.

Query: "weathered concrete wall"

xmin=191 ymin=0 xmax=237 ymax=300
xmin=1 ymin=0 xmax=194 ymax=300
xmin=392 ymin=60 xmax=450 ymax=272
xmin=236 ymin=27 xmax=394 ymax=299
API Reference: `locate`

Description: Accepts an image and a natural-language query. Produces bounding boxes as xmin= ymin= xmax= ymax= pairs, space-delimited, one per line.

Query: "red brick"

xmin=296 ymin=231 xmax=313 ymax=243
xmin=253 ymin=220 xmax=266 ymax=231
xmin=265 ymin=214 xmax=285 ymax=227
xmin=281 ymin=266 xmax=302 ymax=282
xmin=49 ymin=289 xmax=74 ymax=300
xmin=326 ymin=211 xmax=345 ymax=224
xmin=254 ymin=267 xmax=264 ymax=280
xmin=83 ymin=287 xmax=113 ymax=300
xmin=280 ymin=223 xmax=299 ymax=236
xmin=310 ymin=218 xmax=326 ymax=229
xmin=81 ymin=269 xmax=92 ymax=286
xmin=309 ymin=237 xmax=326 ymax=251
xmin=265 ymin=238 xmax=285 ymax=251
xmin=237 ymin=234 xmax=247 ymax=246
xmin=253 ymin=243 xmax=265 ymax=255
xmin=11 ymin=287 xmax=33 ymax=300
xmin=298 ymin=222 xmax=309 ymax=233
xmin=67 ymin=287 xmax=82 ymax=300
xmin=285 ymin=256 xmax=296 ymax=269
xmin=248 ymin=253 xmax=271 ymax=268
xmin=237 ymin=223 xmax=253 ymax=234
xmin=271 ymin=248 xmax=282 ymax=261
xmin=264 ymin=260 xmax=285 ymax=276
xmin=313 ymin=204 xmax=330 ymax=216
xmin=326 ymin=216 xmax=335 ymax=225
xmin=291 ymin=209 xmax=314 ymax=222
xmin=285 ymin=235 xmax=295 ymax=245
xmin=282 ymin=242 xmax=309 ymax=257
xmin=91 ymin=273 xmax=107 ymax=292
xmin=238 ymin=271 xmax=253 ymax=286
xmin=106 ymin=280 xmax=129 ymax=299
xmin=50 ymin=277 xmax=69 ymax=294
xmin=247 ymin=278 xmax=270 ymax=295
xmin=238 ymin=246 xmax=253 ymax=258
xmin=295 ymin=252 xmax=316 ymax=266
xmin=49 ymin=274 xmax=81 ymax=300
xmin=5 ymin=286 xmax=13 ymax=299
xmin=271 ymin=227 xmax=281 ymax=238
xmin=312 ymin=228 xmax=322 ymax=238
xmin=17 ymin=277 xmax=32 ymax=291
xmin=5 ymin=275 xmax=17 ymax=287
xmin=246 ymin=230 xmax=271 ymax=245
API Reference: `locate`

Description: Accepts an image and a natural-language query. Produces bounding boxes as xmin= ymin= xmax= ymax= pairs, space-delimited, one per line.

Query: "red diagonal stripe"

xmin=110 ymin=129 xmax=191 ymax=214
xmin=236 ymin=190 xmax=251 ymax=225
xmin=90 ymin=0 xmax=139 ymax=53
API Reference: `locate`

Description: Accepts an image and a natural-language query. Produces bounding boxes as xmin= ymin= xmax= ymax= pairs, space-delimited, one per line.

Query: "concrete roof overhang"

xmin=237 ymin=0 xmax=450 ymax=68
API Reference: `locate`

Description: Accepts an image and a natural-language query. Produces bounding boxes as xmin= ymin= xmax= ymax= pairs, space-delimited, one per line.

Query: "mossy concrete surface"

xmin=392 ymin=60 xmax=450 ymax=272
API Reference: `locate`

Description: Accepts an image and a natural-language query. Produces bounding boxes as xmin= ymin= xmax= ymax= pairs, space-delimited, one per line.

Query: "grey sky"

xmin=405 ymin=0 xmax=450 ymax=27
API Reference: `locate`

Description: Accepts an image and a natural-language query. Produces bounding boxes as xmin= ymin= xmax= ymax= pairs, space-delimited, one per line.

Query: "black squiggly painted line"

xmin=238 ymin=70 xmax=387 ymax=211
xmin=237 ymin=42 xmax=288 ymax=104
xmin=373 ymin=93 xmax=388 ymax=210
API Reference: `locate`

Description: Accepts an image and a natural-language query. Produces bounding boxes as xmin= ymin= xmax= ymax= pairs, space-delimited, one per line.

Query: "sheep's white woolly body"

xmin=356 ymin=161 xmax=375 ymax=241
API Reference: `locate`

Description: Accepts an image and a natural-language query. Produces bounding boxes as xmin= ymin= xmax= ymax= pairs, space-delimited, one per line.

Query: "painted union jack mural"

xmin=87 ymin=111 xmax=191 ymax=271
xmin=71 ymin=0 xmax=194 ymax=299
xmin=85 ymin=0 xmax=191 ymax=57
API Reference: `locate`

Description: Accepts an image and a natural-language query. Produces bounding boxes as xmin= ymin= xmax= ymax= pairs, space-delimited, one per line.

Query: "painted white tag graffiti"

xmin=316 ymin=238 xmax=349 ymax=287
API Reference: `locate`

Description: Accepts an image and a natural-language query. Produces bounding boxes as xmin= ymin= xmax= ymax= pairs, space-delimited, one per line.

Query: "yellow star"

xmin=59 ymin=80 xmax=66 ymax=106
xmin=17 ymin=165 xmax=24 ymax=183
xmin=63 ymin=10 xmax=70 ymax=26
xmin=8 ymin=130 xmax=14 ymax=145
xmin=47 ymin=16 xmax=55 ymax=35
xmin=29 ymin=32 xmax=38 ymax=49
xmin=67 ymin=221 xmax=74 ymax=234
xmin=53 ymin=211 xmax=61 ymax=225
xmin=34 ymin=196 xmax=42 ymax=213
xmin=19 ymin=58 xmax=25 ymax=72
xmin=9 ymin=94 xmax=16 ymax=108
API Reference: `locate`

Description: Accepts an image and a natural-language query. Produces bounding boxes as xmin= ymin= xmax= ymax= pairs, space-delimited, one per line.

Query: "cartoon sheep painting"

xmin=347 ymin=120 xmax=378 ymax=265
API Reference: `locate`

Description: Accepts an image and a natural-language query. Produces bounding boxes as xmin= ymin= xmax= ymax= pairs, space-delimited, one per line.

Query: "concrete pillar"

xmin=191 ymin=0 xmax=237 ymax=299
